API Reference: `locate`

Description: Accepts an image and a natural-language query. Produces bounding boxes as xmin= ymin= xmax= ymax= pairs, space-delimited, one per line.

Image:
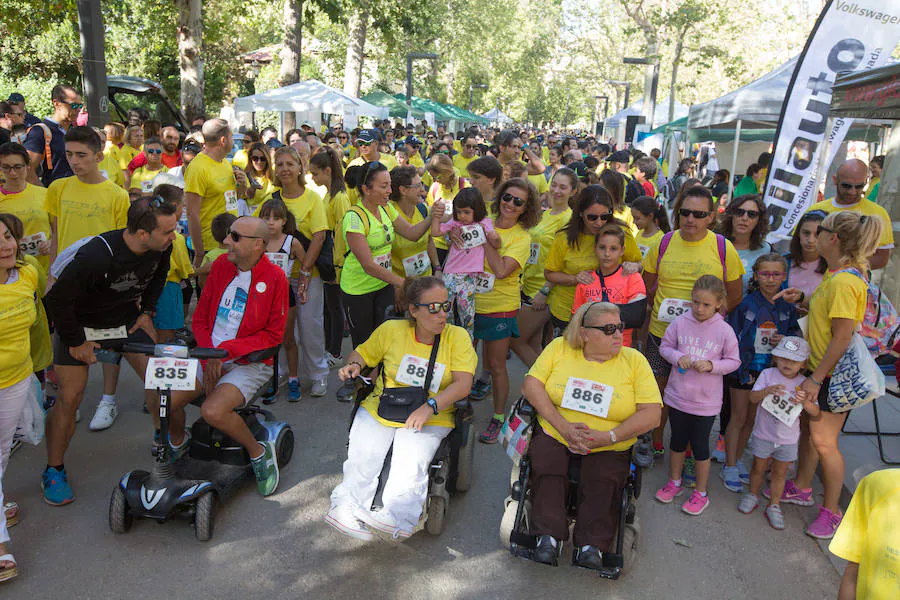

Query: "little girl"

xmin=259 ymin=197 xmax=307 ymax=402
xmin=572 ymin=224 xmax=647 ymax=347
xmin=630 ymin=195 xmax=670 ymax=259
xmin=431 ymin=187 xmax=501 ymax=337
xmin=654 ymin=275 xmax=740 ymax=515
xmin=740 ymin=336 xmax=820 ymax=530
xmin=722 ymin=254 xmax=801 ymax=493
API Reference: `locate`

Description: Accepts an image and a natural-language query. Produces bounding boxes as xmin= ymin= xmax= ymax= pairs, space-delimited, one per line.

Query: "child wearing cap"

xmin=739 ymin=335 xmax=821 ymax=529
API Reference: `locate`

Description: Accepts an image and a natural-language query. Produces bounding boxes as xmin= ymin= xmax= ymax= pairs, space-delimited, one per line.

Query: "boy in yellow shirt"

xmin=196 ymin=212 xmax=237 ymax=289
xmin=129 ymin=137 xmax=167 ymax=200
xmin=151 ymin=185 xmax=194 ymax=342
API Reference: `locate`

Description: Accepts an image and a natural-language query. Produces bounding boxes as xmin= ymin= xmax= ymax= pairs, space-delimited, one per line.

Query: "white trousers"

xmin=330 ymin=408 xmax=450 ymax=532
xmin=291 ymin=276 xmax=329 ymax=382
xmin=0 ymin=377 xmax=32 ymax=544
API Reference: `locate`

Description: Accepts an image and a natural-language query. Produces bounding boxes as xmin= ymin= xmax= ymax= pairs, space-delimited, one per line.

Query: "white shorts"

xmin=198 ymin=362 xmax=273 ymax=406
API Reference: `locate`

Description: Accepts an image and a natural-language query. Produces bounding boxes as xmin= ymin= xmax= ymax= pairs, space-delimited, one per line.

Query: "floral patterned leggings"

xmin=442 ymin=272 xmax=477 ymax=339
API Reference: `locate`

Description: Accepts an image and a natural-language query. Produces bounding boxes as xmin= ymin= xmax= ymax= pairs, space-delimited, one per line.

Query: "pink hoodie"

xmin=659 ymin=311 xmax=741 ymax=416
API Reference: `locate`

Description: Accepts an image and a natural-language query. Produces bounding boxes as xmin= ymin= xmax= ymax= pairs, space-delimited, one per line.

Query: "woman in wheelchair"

xmin=327 ymin=276 xmax=476 ymax=541
xmin=521 ymin=301 xmax=661 ymax=569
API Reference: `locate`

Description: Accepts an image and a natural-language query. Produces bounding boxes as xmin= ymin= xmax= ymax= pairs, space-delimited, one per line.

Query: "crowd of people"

xmin=0 ymin=83 xmax=894 ymax=596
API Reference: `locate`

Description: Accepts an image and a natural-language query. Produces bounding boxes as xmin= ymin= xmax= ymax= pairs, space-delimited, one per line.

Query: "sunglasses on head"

xmin=228 ymin=229 xmax=262 ymax=243
xmin=678 ymin=208 xmax=711 ymax=219
xmin=414 ymin=300 xmax=452 ymax=314
xmin=732 ymin=208 xmax=760 ymax=219
xmin=146 ymin=148 xmax=162 ymax=155
xmin=584 ymin=322 xmax=626 ymax=336
xmin=839 ymin=182 xmax=866 ymax=190
xmin=501 ymin=192 xmax=525 ymax=207
xmin=585 ymin=212 xmax=612 ymax=223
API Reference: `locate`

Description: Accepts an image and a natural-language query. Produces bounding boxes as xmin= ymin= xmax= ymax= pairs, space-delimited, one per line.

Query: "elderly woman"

xmin=522 ymin=302 xmax=661 ymax=570
xmin=327 ymin=276 xmax=476 ymax=542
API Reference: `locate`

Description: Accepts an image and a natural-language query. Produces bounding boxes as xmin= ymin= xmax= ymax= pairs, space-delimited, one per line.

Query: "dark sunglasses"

xmin=228 ymin=230 xmax=262 ymax=243
xmin=146 ymin=148 xmax=162 ymax=155
xmin=250 ymin=155 xmax=267 ymax=162
xmin=67 ymin=102 xmax=84 ymax=110
xmin=501 ymin=192 xmax=525 ymax=207
xmin=816 ymin=225 xmax=834 ymax=236
xmin=732 ymin=208 xmax=760 ymax=219
xmin=414 ymin=301 xmax=452 ymax=314
xmin=678 ymin=208 xmax=711 ymax=219
xmin=585 ymin=212 xmax=612 ymax=223
xmin=357 ymin=140 xmax=374 ymax=147
xmin=839 ymin=182 xmax=866 ymax=190
xmin=584 ymin=322 xmax=626 ymax=336
xmin=464 ymin=144 xmax=477 ymax=149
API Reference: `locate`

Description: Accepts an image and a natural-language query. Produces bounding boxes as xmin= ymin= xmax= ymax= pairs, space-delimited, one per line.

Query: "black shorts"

xmin=667 ymin=406 xmax=716 ymax=460
xmin=645 ymin=334 xmax=672 ymax=378
xmin=815 ymin=377 xmax=838 ymax=414
xmin=725 ymin=371 xmax=760 ymax=391
xmin=289 ymin=285 xmax=297 ymax=308
xmin=53 ymin=321 xmax=155 ymax=367
xmin=550 ymin=315 xmax=568 ymax=339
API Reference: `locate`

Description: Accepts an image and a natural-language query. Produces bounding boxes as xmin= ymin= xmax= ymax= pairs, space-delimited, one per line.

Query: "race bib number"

xmin=402 ymin=250 xmax=429 ymax=276
xmin=84 ymin=325 xmax=128 ymax=341
xmin=19 ymin=232 xmax=47 ymax=256
xmin=224 ymin=189 xmax=239 ymax=213
xmin=474 ymin=272 xmax=495 ymax=293
xmin=141 ymin=179 xmax=154 ymax=193
xmin=373 ymin=252 xmax=392 ymax=270
xmin=638 ymin=244 xmax=650 ymax=258
xmin=526 ymin=242 xmax=540 ymax=265
xmin=658 ymin=298 xmax=692 ymax=323
xmin=265 ymin=252 xmax=290 ymax=276
xmin=754 ymin=327 xmax=777 ymax=355
xmin=145 ymin=357 xmax=198 ymax=391
xmin=459 ymin=223 xmax=486 ymax=250
xmin=762 ymin=393 xmax=803 ymax=427
xmin=561 ymin=377 xmax=614 ymax=419
xmin=395 ymin=354 xmax=446 ymax=395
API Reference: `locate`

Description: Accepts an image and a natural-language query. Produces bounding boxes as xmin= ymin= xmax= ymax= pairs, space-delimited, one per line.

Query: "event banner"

xmin=763 ymin=0 xmax=900 ymax=242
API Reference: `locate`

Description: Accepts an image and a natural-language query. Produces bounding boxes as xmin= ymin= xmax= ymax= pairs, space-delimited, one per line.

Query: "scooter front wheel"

xmin=109 ymin=486 xmax=133 ymax=533
xmin=194 ymin=491 xmax=216 ymax=541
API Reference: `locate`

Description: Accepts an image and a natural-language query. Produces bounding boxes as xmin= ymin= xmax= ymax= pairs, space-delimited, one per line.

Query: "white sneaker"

xmin=75 ymin=408 xmax=81 ymax=423
xmin=311 ymin=379 xmax=327 ymax=397
xmin=326 ymin=353 xmax=344 ymax=369
xmin=89 ymin=401 xmax=118 ymax=431
xmin=325 ymin=504 xmax=374 ymax=541
xmin=353 ymin=506 xmax=412 ymax=541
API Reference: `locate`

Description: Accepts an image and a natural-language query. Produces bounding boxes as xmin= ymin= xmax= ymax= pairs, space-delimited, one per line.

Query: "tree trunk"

xmin=280 ymin=0 xmax=303 ymax=132
xmin=342 ymin=1 xmax=370 ymax=98
xmin=668 ymin=37 xmax=684 ymax=123
xmin=176 ymin=0 xmax=204 ymax=122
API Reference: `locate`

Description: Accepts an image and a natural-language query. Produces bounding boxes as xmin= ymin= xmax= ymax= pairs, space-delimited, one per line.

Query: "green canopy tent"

xmin=392 ymin=94 xmax=455 ymax=122
xmin=361 ymin=90 xmax=425 ymax=120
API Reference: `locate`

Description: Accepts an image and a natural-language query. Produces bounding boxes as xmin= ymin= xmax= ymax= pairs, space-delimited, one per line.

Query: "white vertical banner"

xmin=763 ymin=0 xmax=900 ymax=242
xmin=425 ymin=112 xmax=436 ymax=131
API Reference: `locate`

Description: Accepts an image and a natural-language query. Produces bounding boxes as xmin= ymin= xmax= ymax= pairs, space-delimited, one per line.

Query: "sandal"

xmin=3 ymin=501 xmax=18 ymax=528
xmin=0 ymin=553 xmax=16 ymax=582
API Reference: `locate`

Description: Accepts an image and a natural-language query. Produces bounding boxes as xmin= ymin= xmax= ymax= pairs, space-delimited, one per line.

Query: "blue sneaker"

xmin=719 ymin=465 xmax=743 ymax=493
xmin=682 ymin=457 xmax=697 ymax=488
xmin=737 ymin=461 xmax=750 ymax=485
xmin=470 ymin=379 xmax=491 ymax=401
xmin=287 ymin=379 xmax=301 ymax=402
xmin=42 ymin=467 xmax=74 ymax=506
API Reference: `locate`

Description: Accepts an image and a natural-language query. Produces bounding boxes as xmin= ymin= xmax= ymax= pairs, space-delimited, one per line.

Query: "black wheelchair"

xmin=499 ymin=399 xmax=642 ymax=579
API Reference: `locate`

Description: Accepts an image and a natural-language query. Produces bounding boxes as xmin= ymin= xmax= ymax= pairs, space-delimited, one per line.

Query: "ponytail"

xmin=631 ymin=195 xmax=671 ymax=233
xmin=823 ymin=210 xmax=884 ymax=271
xmin=309 ymin=147 xmax=346 ymax=198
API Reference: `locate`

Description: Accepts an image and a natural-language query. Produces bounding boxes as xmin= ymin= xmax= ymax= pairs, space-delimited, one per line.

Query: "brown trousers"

xmin=528 ymin=427 xmax=630 ymax=550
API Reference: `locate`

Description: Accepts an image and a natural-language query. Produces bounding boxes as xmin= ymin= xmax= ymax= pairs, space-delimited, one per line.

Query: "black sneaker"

xmin=573 ymin=545 xmax=612 ymax=574
xmin=335 ymin=379 xmax=356 ymax=403
xmin=632 ymin=434 xmax=654 ymax=469
xmin=532 ymin=534 xmax=561 ymax=566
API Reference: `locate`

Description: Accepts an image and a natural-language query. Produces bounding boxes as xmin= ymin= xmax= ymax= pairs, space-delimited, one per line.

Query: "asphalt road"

xmin=4 ymin=344 xmax=840 ymax=600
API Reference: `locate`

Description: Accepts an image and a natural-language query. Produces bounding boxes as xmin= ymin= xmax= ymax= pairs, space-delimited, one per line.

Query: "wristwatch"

xmin=427 ymin=398 xmax=439 ymax=415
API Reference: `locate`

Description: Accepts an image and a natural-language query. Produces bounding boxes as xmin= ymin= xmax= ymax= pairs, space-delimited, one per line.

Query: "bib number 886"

xmin=406 ymin=363 xmax=426 ymax=379
xmin=570 ymin=387 xmax=602 ymax=404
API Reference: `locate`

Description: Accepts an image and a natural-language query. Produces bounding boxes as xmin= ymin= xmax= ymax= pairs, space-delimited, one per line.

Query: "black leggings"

xmin=323 ymin=282 xmax=344 ymax=357
xmin=667 ymin=406 xmax=716 ymax=461
xmin=342 ymin=285 xmax=394 ymax=348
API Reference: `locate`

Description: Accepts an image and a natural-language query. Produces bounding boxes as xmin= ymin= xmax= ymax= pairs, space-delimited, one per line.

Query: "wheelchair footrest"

xmin=509 ymin=530 xmax=537 ymax=549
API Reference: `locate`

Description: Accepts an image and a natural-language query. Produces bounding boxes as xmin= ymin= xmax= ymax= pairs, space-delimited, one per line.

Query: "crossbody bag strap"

xmin=421 ymin=333 xmax=441 ymax=398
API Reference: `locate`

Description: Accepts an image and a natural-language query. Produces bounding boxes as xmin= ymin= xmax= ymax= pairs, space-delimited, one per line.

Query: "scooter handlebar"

xmin=121 ymin=342 xmax=228 ymax=360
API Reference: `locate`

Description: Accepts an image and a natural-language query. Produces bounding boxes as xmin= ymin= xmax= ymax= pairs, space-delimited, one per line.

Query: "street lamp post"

xmin=623 ymin=56 xmax=660 ymax=129
xmin=76 ymin=0 xmax=109 ymax=127
xmin=592 ymin=95 xmax=609 ymax=136
xmin=468 ymin=84 xmax=488 ymax=112
xmin=406 ymin=52 xmax=439 ymax=107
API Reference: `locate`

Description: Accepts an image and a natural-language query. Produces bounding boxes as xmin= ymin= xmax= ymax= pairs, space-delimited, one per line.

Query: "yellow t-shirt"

xmin=259 ymin=188 xmax=328 ymax=278
xmin=43 ymin=176 xmax=129 ymax=254
xmin=200 ymin=246 xmax=228 ymax=268
xmin=389 ymin=200 xmax=432 ymax=278
xmin=426 ymin=177 xmax=469 ymax=251
xmin=357 ymin=319 xmax=477 ymax=429
xmin=528 ymin=173 xmax=549 ymax=195
xmin=184 ymin=152 xmax=238 ymax=252
xmin=326 ymin=190 xmax=353 ymax=281
xmin=452 ymin=154 xmax=476 ymax=178
xmin=129 ymin=166 xmax=167 ymax=193
xmin=642 ymin=230 xmax=745 ymax=338
xmin=409 ymin=153 xmax=425 ymax=170
xmin=0 ymin=262 xmax=38 ymax=387
xmin=246 ymin=175 xmax=277 ymax=214
xmin=118 ymin=145 xmax=141 ymax=171
xmin=615 ymin=206 xmax=637 ymax=234
xmin=475 ymin=221 xmax=531 ymax=314
xmin=545 ymin=229 xmax=642 ymax=322
xmin=522 ymin=207 xmax=572 ymax=298
xmin=542 ymin=147 xmax=550 ymax=164
xmin=231 ymin=148 xmax=249 ymax=170
xmin=340 ymin=202 xmax=399 ymax=295
xmin=808 ymin=198 xmax=894 ymax=249
xmin=98 ymin=153 xmax=126 ymax=189
xmin=637 ymin=229 xmax=664 ymax=259
xmin=829 ymin=468 xmax=900 ymax=600
xmin=305 ymin=173 xmax=328 ymax=200
xmin=807 ymin=269 xmax=866 ymax=372
xmin=528 ymin=338 xmax=662 ymax=453
xmin=167 ymin=232 xmax=195 ymax=283
xmin=103 ymin=141 xmax=119 ymax=162
xmin=23 ymin=255 xmax=51 ymax=372
xmin=0 ymin=184 xmax=52 ymax=272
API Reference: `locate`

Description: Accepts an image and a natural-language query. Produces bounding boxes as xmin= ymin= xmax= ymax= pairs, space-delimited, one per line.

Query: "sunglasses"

xmin=250 ymin=155 xmax=267 ymax=162
xmin=678 ymin=208 xmax=711 ymax=219
xmin=66 ymin=102 xmax=84 ymax=110
xmin=501 ymin=192 xmax=525 ymax=207
xmin=464 ymin=144 xmax=477 ymax=150
xmin=357 ymin=140 xmax=374 ymax=147
xmin=228 ymin=230 xmax=262 ymax=243
xmin=437 ymin=150 xmax=450 ymax=155
xmin=732 ymin=208 xmax=760 ymax=219
xmin=756 ymin=271 xmax=785 ymax=279
xmin=584 ymin=322 xmax=626 ymax=335
xmin=839 ymin=182 xmax=866 ymax=190
xmin=146 ymin=148 xmax=162 ymax=155
xmin=816 ymin=225 xmax=834 ymax=236
xmin=585 ymin=212 xmax=612 ymax=223
xmin=414 ymin=301 xmax=452 ymax=314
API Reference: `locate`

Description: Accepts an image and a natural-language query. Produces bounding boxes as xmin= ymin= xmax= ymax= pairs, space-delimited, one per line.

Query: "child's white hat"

xmin=772 ymin=336 xmax=810 ymax=362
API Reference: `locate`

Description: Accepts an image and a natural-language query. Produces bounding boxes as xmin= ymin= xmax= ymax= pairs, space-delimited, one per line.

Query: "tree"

xmin=280 ymin=0 xmax=304 ymax=130
xmin=176 ymin=0 xmax=204 ymax=121
xmin=342 ymin=0 xmax=370 ymax=97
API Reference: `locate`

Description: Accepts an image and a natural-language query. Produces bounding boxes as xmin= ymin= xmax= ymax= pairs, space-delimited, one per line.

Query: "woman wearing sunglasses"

xmin=425 ymin=153 xmax=468 ymax=267
xmin=241 ymin=142 xmax=276 ymax=215
xmin=544 ymin=185 xmax=642 ymax=338
xmin=522 ymin=301 xmax=661 ymax=569
xmin=717 ymin=194 xmax=771 ymax=295
xmin=118 ymin=125 xmax=144 ymax=189
xmin=128 ymin=137 xmax=167 ymax=200
xmin=327 ymin=276 xmax=476 ymax=541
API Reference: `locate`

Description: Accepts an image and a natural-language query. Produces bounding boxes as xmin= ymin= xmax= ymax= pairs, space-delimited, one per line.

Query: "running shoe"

xmin=719 ymin=465 xmax=743 ymax=493
xmin=168 ymin=430 xmax=192 ymax=463
xmin=311 ymin=379 xmax=327 ymax=397
xmin=763 ymin=480 xmax=815 ymax=506
xmin=41 ymin=467 xmax=74 ymax=506
xmin=469 ymin=379 xmax=491 ymax=401
xmin=681 ymin=490 xmax=710 ymax=516
xmin=532 ymin=535 xmax=561 ymax=566
xmin=354 ymin=507 xmax=412 ymax=541
xmin=652 ymin=442 xmax=665 ymax=460
xmin=89 ymin=401 xmax=118 ymax=431
xmin=335 ymin=379 xmax=356 ymax=403
xmin=251 ymin=441 xmax=279 ymax=497
xmin=573 ymin=545 xmax=616 ymax=576
xmin=682 ymin=457 xmax=697 ymax=488
xmin=654 ymin=479 xmax=684 ymax=504
xmin=75 ymin=408 xmax=81 ymax=423
xmin=479 ymin=417 xmax=503 ymax=444
xmin=325 ymin=504 xmax=374 ymax=542
xmin=711 ymin=434 xmax=726 ymax=463
xmin=287 ymin=379 xmax=301 ymax=402
xmin=326 ymin=353 xmax=344 ymax=369
xmin=9 ymin=439 xmax=21 ymax=457
xmin=632 ymin=435 xmax=654 ymax=469
xmin=738 ymin=461 xmax=750 ymax=485
xmin=765 ymin=504 xmax=785 ymax=530
xmin=738 ymin=492 xmax=760 ymax=514
xmin=806 ymin=506 xmax=842 ymax=539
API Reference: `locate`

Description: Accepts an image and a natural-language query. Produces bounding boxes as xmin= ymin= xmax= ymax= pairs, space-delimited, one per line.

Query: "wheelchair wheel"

xmin=194 ymin=491 xmax=216 ymax=542
xmin=621 ymin=517 xmax=641 ymax=573
xmin=109 ymin=486 xmax=132 ymax=533
xmin=425 ymin=496 xmax=446 ymax=536
xmin=499 ymin=496 xmax=530 ymax=549
xmin=275 ymin=427 xmax=294 ymax=468
xmin=454 ymin=425 xmax=475 ymax=492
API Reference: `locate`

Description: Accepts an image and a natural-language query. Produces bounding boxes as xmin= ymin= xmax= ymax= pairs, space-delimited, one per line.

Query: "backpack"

xmin=837 ymin=268 xmax=900 ymax=358
xmin=49 ymin=234 xmax=114 ymax=279
xmin=27 ymin=122 xmax=53 ymax=172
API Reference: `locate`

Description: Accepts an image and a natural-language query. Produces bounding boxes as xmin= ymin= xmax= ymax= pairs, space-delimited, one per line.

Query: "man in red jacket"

xmin=179 ymin=216 xmax=289 ymax=496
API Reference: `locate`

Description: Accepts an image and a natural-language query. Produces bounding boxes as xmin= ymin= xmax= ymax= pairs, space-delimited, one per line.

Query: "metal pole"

xmin=728 ymin=119 xmax=742 ymax=202
xmin=76 ymin=0 xmax=109 ymax=127
xmin=406 ymin=53 xmax=438 ymax=107
xmin=468 ymin=88 xmax=474 ymax=112
xmin=623 ymin=83 xmax=631 ymax=110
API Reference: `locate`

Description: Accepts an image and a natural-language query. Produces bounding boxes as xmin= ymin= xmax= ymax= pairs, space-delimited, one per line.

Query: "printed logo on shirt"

xmin=108 ymin=272 xmax=140 ymax=293
xmin=215 ymin=287 xmax=248 ymax=331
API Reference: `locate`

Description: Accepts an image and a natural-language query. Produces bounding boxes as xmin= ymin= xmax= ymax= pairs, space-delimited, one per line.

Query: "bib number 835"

xmin=154 ymin=367 xmax=188 ymax=380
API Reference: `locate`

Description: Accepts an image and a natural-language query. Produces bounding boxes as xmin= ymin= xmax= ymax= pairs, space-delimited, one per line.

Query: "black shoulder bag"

xmin=272 ymin=191 xmax=336 ymax=281
xmin=377 ymin=334 xmax=441 ymax=423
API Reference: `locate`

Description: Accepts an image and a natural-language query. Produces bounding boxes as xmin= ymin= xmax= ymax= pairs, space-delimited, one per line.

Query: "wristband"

xmin=298 ymin=269 xmax=312 ymax=278
xmin=348 ymin=361 xmax=364 ymax=371
xmin=808 ymin=374 xmax=823 ymax=386
xmin=539 ymin=285 xmax=551 ymax=296
xmin=608 ymin=429 xmax=617 ymax=444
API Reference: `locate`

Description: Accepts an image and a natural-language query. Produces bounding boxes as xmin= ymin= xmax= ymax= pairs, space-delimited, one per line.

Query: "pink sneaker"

xmin=654 ymin=479 xmax=684 ymax=504
xmin=763 ymin=480 xmax=814 ymax=506
xmin=681 ymin=490 xmax=710 ymax=516
xmin=806 ymin=506 xmax=842 ymax=539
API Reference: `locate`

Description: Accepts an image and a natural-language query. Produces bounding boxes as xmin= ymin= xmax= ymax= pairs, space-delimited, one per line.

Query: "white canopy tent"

xmin=233 ymin=80 xmax=389 ymax=132
xmin=606 ymin=98 xmax=689 ymax=137
xmin=482 ymin=107 xmax=513 ymax=125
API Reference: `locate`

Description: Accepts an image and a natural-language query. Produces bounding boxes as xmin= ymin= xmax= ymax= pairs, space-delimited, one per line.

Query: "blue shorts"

xmin=473 ymin=314 xmax=519 ymax=342
xmin=153 ymin=281 xmax=185 ymax=330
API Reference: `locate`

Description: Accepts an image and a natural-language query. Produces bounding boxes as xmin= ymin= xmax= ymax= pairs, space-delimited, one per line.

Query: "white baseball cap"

xmin=772 ymin=336 xmax=810 ymax=362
